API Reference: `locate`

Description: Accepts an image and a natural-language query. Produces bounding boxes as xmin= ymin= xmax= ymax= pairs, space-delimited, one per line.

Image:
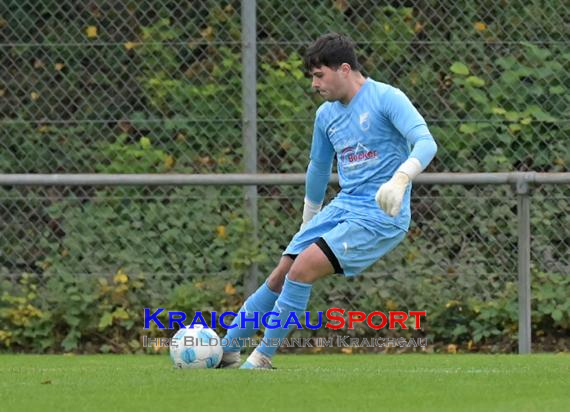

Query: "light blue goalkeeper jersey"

xmin=307 ymin=78 xmax=436 ymax=231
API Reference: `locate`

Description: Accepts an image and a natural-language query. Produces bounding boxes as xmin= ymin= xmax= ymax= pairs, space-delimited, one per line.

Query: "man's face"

xmin=309 ymin=65 xmax=347 ymax=102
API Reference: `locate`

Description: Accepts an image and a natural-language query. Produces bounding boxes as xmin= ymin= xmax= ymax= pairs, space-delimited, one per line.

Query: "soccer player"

xmin=220 ymin=32 xmax=437 ymax=369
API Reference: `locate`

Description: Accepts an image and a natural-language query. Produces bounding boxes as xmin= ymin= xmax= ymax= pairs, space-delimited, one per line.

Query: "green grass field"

xmin=1 ymin=354 xmax=569 ymax=411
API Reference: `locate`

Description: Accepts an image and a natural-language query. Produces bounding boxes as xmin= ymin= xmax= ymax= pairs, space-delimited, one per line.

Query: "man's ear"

xmin=340 ymin=63 xmax=352 ymax=76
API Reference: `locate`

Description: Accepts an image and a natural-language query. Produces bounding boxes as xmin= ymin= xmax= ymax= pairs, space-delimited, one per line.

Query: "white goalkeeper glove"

xmin=375 ymin=158 xmax=422 ymax=217
xmin=300 ymin=197 xmax=322 ymax=230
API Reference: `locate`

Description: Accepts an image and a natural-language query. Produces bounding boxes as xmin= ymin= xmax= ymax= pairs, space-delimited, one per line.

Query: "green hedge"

xmin=0 ymin=1 xmax=568 ymax=352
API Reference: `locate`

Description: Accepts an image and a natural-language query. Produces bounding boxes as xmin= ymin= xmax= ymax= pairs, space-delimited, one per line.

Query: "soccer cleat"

xmin=240 ymin=349 xmax=274 ymax=370
xmin=217 ymin=351 xmax=240 ymax=369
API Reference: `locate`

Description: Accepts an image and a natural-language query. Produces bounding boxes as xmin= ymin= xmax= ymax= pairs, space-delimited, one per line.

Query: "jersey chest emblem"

xmin=359 ymin=112 xmax=370 ymax=131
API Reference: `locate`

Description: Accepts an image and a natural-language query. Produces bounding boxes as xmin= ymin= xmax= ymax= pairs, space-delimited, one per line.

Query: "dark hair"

xmin=304 ymin=32 xmax=360 ymax=72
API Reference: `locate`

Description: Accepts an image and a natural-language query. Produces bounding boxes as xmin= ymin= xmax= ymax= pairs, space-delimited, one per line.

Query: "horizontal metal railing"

xmin=1 ymin=172 xmax=568 ymax=353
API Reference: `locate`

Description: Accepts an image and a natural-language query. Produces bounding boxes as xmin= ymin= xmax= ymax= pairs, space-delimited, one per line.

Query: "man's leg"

xmin=241 ymin=243 xmax=335 ymax=369
xmin=219 ymin=256 xmax=293 ymax=367
xmin=240 ymin=214 xmax=407 ymax=369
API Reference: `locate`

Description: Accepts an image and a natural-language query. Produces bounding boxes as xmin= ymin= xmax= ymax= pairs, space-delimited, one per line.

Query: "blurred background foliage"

xmin=0 ymin=1 xmax=568 ymax=353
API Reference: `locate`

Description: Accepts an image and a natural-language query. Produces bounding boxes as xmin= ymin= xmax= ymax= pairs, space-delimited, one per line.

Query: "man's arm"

xmin=302 ymin=159 xmax=333 ymax=226
xmin=302 ymin=107 xmax=335 ymax=227
xmin=375 ymin=88 xmax=438 ymax=216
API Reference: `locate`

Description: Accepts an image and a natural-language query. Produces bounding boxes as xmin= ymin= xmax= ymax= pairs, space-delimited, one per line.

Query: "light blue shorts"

xmin=284 ymin=205 xmax=406 ymax=276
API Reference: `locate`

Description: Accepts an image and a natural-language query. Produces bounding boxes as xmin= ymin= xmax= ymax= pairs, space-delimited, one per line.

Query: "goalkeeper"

xmin=220 ymin=32 xmax=437 ymax=369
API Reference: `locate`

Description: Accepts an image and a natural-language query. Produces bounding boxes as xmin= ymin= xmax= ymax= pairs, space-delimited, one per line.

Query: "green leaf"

xmin=552 ymin=309 xmax=562 ymax=322
xmin=524 ymin=106 xmax=558 ymax=122
xmin=549 ymin=86 xmax=565 ymax=95
xmin=468 ymin=89 xmax=489 ymax=105
xmin=452 ymin=324 xmax=468 ymax=336
xmin=501 ymin=71 xmax=519 ymax=85
xmin=466 ymin=76 xmax=485 ymax=87
xmin=533 ymin=112 xmax=557 ymax=123
xmin=99 ymin=312 xmax=113 ymax=329
xmin=64 ymin=315 xmax=80 ymax=327
xmin=292 ymin=68 xmax=304 ymax=80
xmin=459 ymin=124 xmax=478 ymax=134
xmin=498 ymin=133 xmax=512 ymax=144
xmin=521 ymin=42 xmax=552 ymax=61
xmin=450 ymin=62 xmax=470 ymax=76
xmin=505 ymin=112 xmax=521 ymax=122
xmin=112 ymin=307 xmax=130 ymax=320
xmin=61 ymin=330 xmax=80 ymax=351
xmin=536 ymin=67 xmax=553 ymax=79
xmin=496 ymin=56 xmax=517 ymax=70
xmin=491 ymin=107 xmax=506 ymax=115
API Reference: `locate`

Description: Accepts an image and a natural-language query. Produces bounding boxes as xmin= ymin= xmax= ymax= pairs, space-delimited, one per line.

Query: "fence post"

xmin=241 ymin=0 xmax=259 ymax=296
xmin=516 ymin=177 xmax=532 ymax=353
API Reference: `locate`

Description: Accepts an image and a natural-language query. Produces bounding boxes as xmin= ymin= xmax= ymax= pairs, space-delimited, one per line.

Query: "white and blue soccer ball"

xmin=169 ymin=326 xmax=223 ymax=369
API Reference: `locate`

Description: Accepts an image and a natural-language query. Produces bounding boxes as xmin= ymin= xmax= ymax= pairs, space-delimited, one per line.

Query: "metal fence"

xmin=1 ymin=1 xmax=568 ymax=174
xmin=0 ymin=1 xmax=568 ymax=353
xmin=1 ymin=173 xmax=568 ymax=353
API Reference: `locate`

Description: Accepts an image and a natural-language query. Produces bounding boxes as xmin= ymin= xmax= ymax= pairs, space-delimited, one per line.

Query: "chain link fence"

xmin=0 ymin=180 xmax=568 ymax=351
xmin=1 ymin=1 xmax=568 ymax=173
xmin=0 ymin=1 xmax=568 ymax=352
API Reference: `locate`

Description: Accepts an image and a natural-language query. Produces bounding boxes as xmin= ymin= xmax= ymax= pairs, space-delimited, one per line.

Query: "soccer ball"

xmin=169 ymin=325 xmax=223 ymax=369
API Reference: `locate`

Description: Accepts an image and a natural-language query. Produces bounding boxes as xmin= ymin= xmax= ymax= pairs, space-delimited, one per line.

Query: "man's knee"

xmin=288 ymin=264 xmax=324 ymax=283
xmin=287 ymin=264 xmax=312 ymax=283
xmin=266 ymin=256 xmax=294 ymax=293
xmin=288 ymin=244 xmax=335 ymax=283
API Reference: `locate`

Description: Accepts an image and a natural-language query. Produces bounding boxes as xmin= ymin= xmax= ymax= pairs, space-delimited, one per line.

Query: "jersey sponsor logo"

xmin=340 ymin=143 xmax=378 ymax=170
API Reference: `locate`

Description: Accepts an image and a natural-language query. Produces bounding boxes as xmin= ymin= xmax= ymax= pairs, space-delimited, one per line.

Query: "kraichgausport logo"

xmin=144 ymin=308 xmax=426 ymax=330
